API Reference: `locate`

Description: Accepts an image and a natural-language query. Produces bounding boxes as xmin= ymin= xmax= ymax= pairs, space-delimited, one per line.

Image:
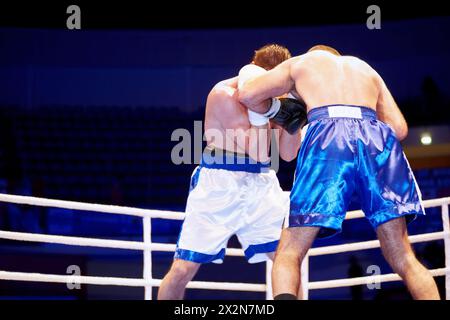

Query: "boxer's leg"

xmin=272 ymin=226 xmax=319 ymax=299
xmin=357 ymin=120 xmax=439 ymax=299
xmin=158 ymin=259 xmax=201 ymax=300
xmin=376 ymin=217 xmax=440 ymax=300
xmin=158 ymin=166 xmax=233 ymax=299
xmin=273 ymin=117 xmax=353 ymax=299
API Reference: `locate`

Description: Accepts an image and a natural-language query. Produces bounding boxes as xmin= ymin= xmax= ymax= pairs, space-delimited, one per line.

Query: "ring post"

xmin=143 ymin=216 xmax=152 ymax=300
xmin=265 ymin=260 xmax=273 ymax=300
xmin=442 ymin=203 xmax=450 ymax=300
xmin=301 ymin=254 xmax=309 ymax=300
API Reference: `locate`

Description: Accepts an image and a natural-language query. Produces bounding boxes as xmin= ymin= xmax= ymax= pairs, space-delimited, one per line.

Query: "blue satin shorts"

xmin=289 ymin=105 xmax=424 ymax=238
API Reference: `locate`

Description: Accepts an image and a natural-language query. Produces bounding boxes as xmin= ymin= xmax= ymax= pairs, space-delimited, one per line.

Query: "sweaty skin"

xmin=205 ymin=76 xmax=300 ymax=162
xmin=239 ymin=50 xmax=408 ymax=140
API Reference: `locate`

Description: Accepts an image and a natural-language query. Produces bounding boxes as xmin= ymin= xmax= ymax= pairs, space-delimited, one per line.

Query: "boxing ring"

xmin=0 ymin=192 xmax=448 ymax=300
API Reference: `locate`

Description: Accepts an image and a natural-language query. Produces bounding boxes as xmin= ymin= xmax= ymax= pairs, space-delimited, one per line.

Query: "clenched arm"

xmin=238 ymin=59 xmax=295 ymax=113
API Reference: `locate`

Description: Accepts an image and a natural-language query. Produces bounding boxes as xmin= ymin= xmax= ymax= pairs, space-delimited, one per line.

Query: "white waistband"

xmin=327 ymin=106 xmax=363 ymax=119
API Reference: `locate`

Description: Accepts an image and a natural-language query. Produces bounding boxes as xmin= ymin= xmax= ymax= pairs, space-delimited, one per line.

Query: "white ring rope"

xmin=0 ymin=193 xmax=449 ymax=297
xmin=0 ymin=230 xmax=447 ymax=257
xmin=0 ymin=193 xmax=185 ymax=220
xmin=0 ymin=268 xmax=447 ymax=291
xmin=309 ymin=231 xmax=449 ymax=256
xmin=0 ymin=271 xmax=266 ymax=292
xmin=1 ymin=193 xmax=448 ymax=220
xmin=0 ymin=230 xmax=245 ymax=256
xmin=309 ymin=268 xmax=449 ymax=290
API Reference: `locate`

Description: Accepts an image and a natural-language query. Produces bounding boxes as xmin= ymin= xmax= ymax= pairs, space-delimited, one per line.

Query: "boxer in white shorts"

xmin=158 ymin=44 xmax=307 ymax=299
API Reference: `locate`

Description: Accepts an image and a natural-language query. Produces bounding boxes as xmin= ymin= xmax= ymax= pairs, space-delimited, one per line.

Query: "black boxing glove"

xmin=264 ymin=97 xmax=307 ymax=134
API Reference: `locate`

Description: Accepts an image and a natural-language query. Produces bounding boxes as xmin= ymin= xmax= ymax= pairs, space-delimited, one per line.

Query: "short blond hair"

xmin=308 ymin=45 xmax=341 ymax=56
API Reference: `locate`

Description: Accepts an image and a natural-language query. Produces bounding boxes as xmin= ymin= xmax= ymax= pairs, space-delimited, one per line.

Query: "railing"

xmin=0 ymin=193 xmax=448 ymax=300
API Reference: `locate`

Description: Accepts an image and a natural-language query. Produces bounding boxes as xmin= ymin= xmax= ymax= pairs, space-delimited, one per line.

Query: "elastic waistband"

xmin=307 ymin=105 xmax=377 ymax=122
xmin=200 ymin=148 xmax=270 ymax=173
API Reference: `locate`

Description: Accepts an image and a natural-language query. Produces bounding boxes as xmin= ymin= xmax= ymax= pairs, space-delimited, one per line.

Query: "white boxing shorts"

xmin=174 ymin=148 xmax=289 ymax=264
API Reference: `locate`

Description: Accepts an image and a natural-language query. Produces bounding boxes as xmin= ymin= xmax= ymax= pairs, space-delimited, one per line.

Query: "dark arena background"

xmin=0 ymin=1 xmax=449 ymax=300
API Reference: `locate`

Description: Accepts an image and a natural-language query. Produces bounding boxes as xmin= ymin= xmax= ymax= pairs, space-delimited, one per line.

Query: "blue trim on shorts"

xmin=288 ymin=212 xmax=343 ymax=238
xmin=200 ymin=149 xmax=270 ymax=173
xmin=189 ymin=167 xmax=202 ymax=192
xmin=244 ymin=240 xmax=279 ymax=260
xmin=174 ymin=248 xmax=226 ymax=264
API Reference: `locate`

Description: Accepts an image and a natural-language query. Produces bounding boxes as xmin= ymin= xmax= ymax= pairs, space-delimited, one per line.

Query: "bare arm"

xmin=238 ymin=59 xmax=295 ymax=113
xmin=271 ymin=123 xmax=301 ymax=162
xmin=375 ymin=73 xmax=408 ymax=140
xmin=248 ymin=123 xmax=271 ymax=163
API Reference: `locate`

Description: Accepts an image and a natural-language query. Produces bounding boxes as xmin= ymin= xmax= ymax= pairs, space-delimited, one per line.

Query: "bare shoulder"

xmin=207 ymin=84 xmax=236 ymax=115
xmin=290 ymin=51 xmax=336 ymax=72
xmin=297 ymin=50 xmax=336 ymax=62
xmin=289 ymin=54 xmax=314 ymax=74
xmin=343 ymin=56 xmax=377 ymax=73
xmin=344 ymin=55 xmax=381 ymax=83
xmin=209 ymin=83 xmax=236 ymax=100
xmin=206 ymin=83 xmax=247 ymax=123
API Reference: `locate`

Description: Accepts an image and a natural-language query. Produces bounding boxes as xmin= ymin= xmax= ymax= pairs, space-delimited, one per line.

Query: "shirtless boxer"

xmin=158 ymin=44 xmax=306 ymax=300
xmin=239 ymin=45 xmax=440 ymax=300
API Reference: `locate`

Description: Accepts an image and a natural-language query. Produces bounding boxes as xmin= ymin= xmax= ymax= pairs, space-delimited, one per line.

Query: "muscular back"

xmin=291 ymin=51 xmax=379 ymax=111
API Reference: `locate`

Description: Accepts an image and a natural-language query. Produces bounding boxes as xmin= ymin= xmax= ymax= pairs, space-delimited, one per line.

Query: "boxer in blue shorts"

xmin=239 ymin=45 xmax=440 ymax=299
